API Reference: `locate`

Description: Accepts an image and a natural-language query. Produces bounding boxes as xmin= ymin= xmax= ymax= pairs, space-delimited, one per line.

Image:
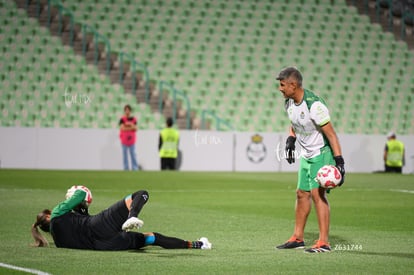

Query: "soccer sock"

xmin=153 ymin=232 xmax=192 ymax=249
xmin=128 ymin=190 xmax=149 ymax=218
xmin=144 ymin=235 xmax=155 ymax=245
xmin=191 ymin=241 xmax=203 ymax=249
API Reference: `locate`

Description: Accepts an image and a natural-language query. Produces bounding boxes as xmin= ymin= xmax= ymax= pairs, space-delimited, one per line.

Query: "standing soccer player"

xmin=275 ymin=67 xmax=345 ymax=253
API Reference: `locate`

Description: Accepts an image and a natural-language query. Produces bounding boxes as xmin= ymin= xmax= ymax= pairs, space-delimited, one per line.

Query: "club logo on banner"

xmin=246 ymin=134 xmax=267 ymax=163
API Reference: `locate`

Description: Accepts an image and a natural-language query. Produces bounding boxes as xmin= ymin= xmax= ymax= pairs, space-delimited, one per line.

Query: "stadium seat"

xmin=0 ymin=1 xmax=163 ymax=129
xmin=3 ymin=0 xmax=414 ymax=134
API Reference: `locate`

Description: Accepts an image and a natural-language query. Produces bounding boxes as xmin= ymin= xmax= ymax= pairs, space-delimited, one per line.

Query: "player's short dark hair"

xmin=276 ymin=67 xmax=303 ymax=87
xmin=124 ymin=104 xmax=132 ymax=112
xmin=166 ymin=117 xmax=173 ymax=127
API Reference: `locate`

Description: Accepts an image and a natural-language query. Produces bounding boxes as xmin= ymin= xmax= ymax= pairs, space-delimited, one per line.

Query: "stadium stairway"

xmin=347 ymin=0 xmax=414 ymax=50
xmin=13 ymin=0 xmax=200 ymax=130
xmin=1 ymin=1 xmax=168 ymax=129
xmin=4 ymin=0 xmax=414 ymax=134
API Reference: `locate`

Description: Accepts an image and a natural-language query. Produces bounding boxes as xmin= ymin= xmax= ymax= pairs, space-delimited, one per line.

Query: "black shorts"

xmin=161 ymin=158 xmax=176 ymax=170
xmin=385 ymin=165 xmax=402 ymax=173
xmin=89 ymin=199 xmax=146 ymax=250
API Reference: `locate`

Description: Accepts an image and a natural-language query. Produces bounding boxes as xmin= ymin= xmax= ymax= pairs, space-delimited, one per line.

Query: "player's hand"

xmin=74 ymin=201 xmax=89 ymax=215
xmin=334 ymin=155 xmax=345 ymax=186
xmin=285 ymin=136 xmax=296 ymax=164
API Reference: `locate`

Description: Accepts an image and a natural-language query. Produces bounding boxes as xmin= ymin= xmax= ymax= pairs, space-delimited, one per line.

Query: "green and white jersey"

xmin=285 ymin=89 xmax=330 ymax=159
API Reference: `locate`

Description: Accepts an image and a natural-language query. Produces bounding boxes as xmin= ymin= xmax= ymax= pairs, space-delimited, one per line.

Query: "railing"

xmin=47 ymin=0 xmax=59 ymax=27
xmin=201 ymin=110 xmax=233 ymax=131
xmin=119 ymin=52 xmax=137 ymax=97
xmin=30 ymin=0 xmax=74 ymax=46
xmin=402 ymin=11 xmax=414 ymax=39
xmin=118 ymin=52 xmax=150 ymax=101
xmin=82 ymin=24 xmax=111 ymax=75
xmin=25 ymin=0 xmax=232 ymax=131
xmin=27 ymin=0 xmax=42 ymax=17
xmin=158 ymin=81 xmax=191 ymax=129
xmin=376 ymin=0 xmax=393 ymax=31
xmin=57 ymin=5 xmax=74 ymax=47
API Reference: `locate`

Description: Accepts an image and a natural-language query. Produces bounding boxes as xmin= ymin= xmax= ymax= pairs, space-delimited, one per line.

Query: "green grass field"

xmin=0 ymin=170 xmax=413 ymax=275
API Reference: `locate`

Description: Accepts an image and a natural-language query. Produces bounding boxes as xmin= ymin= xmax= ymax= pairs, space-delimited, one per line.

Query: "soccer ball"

xmin=316 ymin=165 xmax=342 ymax=189
xmin=65 ymin=185 xmax=93 ymax=206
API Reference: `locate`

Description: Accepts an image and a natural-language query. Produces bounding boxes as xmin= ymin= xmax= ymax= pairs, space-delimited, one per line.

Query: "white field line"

xmin=390 ymin=189 xmax=414 ymax=194
xmin=0 ymin=262 xmax=52 ymax=275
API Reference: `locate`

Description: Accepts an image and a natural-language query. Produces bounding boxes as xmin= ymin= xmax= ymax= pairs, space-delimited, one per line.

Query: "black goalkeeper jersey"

xmin=50 ymin=190 xmax=94 ymax=249
xmin=51 ymin=212 xmax=94 ymax=249
xmin=49 ymin=190 xmax=146 ymax=250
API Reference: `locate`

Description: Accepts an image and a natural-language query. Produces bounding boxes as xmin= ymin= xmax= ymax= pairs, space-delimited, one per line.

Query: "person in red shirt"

xmin=119 ymin=105 xmax=138 ymax=170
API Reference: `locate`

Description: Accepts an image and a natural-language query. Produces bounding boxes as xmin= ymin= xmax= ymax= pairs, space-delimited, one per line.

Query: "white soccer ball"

xmin=316 ymin=165 xmax=342 ymax=189
xmin=65 ymin=185 xmax=93 ymax=206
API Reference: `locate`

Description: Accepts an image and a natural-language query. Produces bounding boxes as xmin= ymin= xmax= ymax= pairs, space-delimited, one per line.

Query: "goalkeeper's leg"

xmin=122 ymin=190 xmax=149 ymax=231
xmin=144 ymin=232 xmax=205 ymax=249
xmin=126 ymin=190 xmax=149 ymax=218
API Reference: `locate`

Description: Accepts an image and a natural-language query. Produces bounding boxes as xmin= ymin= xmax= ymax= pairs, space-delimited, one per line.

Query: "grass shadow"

xmin=128 ymin=249 xmax=205 ymax=258
xmin=303 ymin=233 xmax=349 ymax=245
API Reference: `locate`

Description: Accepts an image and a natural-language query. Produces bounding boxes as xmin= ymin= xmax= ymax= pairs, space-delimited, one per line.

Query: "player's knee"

xmin=132 ymin=190 xmax=149 ymax=202
xmin=296 ymin=189 xmax=310 ymax=200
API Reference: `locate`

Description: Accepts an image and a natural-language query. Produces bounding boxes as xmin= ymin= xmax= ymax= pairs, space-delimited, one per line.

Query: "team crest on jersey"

xmin=300 ymin=111 xmax=305 ymax=119
xmin=246 ymin=134 xmax=267 ymax=163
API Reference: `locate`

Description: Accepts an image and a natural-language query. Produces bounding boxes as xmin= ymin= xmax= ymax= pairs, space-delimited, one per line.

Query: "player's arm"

xmin=129 ymin=120 xmax=137 ymax=131
xmin=383 ymin=145 xmax=388 ymax=162
xmin=311 ymin=100 xmax=345 ymax=184
xmin=119 ymin=119 xmax=126 ymax=131
xmin=285 ymin=126 xmax=296 ymax=164
xmin=158 ymin=134 xmax=163 ymax=150
xmin=51 ymin=189 xmax=87 ymax=219
xmin=321 ymin=122 xmax=345 ymax=185
xmin=288 ymin=126 xmax=296 ymax=138
xmin=122 ymin=120 xmax=137 ymax=131
xmin=320 ymin=122 xmax=342 ymax=157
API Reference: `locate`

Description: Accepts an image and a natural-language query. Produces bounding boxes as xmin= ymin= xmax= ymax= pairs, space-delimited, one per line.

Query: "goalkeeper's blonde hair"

xmin=31 ymin=209 xmax=51 ymax=247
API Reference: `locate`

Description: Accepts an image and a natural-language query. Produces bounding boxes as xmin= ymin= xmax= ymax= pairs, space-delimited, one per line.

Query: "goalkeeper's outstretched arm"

xmin=51 ymin=189 xmax=87 ymax=219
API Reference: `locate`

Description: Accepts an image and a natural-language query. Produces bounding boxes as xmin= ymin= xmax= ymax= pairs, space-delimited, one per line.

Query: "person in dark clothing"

xmin=31 ymin=188 xmax=211 ymax=250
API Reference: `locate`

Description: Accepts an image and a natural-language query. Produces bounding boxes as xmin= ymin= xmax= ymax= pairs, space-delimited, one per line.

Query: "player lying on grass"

xmin=31 ymin=187 xmax=211 ymax=250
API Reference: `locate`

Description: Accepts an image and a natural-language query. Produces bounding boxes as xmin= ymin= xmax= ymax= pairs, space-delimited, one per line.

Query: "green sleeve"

xmin=51 ymin=189 xmax=86 ymax=219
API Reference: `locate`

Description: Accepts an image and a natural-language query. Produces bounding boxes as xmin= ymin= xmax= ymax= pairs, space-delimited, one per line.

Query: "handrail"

xmin=119 ymin=52 xmax=150 ymax=101
xmin=376 ymin=0 xmax=393 ymax=30
xmin=57 ymin=5 xmax=74 ymax=47
xmin=82 ymin=24 xmax=111 ymax=75
xmin=201 ymin=110 xmax=233 ymax=131
xmin=159 ymin=81 xmax=191 ymax=129
xmin=401 ymin=11 xmax=414 ymax=39
xmin=119 ymin=52 xmax=137 ymax=96
xmin=28 ymin=0 xmax=42 ymax=17
xmin=29 ymin=0 xmax=185 ymax=126
xmin=47 ymin=0 xmax=60 ymax=27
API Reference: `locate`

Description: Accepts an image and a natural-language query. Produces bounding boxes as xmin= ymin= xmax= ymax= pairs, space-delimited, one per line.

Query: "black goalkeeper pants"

xmin=89 ymin=197 xmax=146 ymax=250
xmin=88 ymin=191 xmax=190 ymax=250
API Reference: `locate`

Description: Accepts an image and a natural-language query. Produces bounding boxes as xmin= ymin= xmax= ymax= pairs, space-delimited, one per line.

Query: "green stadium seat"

xmin=2 ymin=0 xmax=414 ymax=134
